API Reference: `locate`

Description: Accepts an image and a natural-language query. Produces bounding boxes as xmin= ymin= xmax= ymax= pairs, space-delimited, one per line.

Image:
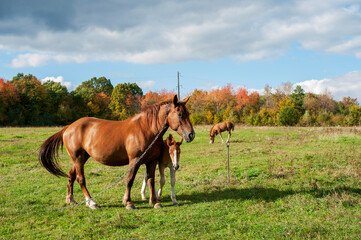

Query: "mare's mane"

xmin=140 ymin=99 xmax=173 ymax=121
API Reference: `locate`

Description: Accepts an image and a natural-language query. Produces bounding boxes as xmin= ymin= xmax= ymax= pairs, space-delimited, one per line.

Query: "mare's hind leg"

xmin=123 ymin=159 xmax=141 ymax=210
xmin=66 ymin=165 xmax=78 ymax=204
xmin=146 ymin=161 xmax=163 ymax=208
xmin=72 ymin=152 xmax=99 ymax=209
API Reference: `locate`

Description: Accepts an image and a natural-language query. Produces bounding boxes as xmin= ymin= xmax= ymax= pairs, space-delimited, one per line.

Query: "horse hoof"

xmin=89 ymin=204 xmax=100 ymax=210
xmin=66 ymin=195 xmax=78 ymax=205
xmin=142 ymin=197 xmax=147 ymax=201
xmin=126 ymin=204 xmax=136 ymax=210
xmin=154 ymin=203 xmax=163 ymax=209
xmin=173 ymin=202 xmax=178 ymax=206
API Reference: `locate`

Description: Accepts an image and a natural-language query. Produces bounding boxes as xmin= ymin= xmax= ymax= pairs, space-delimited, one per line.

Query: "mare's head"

xmin=166 ymin=134 xmax=183 ymax=170
xmin=167 ymin=95 xmax=195 ymax=142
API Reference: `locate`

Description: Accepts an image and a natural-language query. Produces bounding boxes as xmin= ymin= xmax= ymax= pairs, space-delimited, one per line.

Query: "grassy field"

xmin=0 ymin=125 xmax=360 ymax=239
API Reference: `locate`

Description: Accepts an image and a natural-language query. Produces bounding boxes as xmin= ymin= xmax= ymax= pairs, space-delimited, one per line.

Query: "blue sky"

xmin=0 ymin=0 xmax=360 ymax=100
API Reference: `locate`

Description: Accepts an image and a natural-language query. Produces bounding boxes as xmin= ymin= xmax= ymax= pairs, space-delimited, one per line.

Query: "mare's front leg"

xmin=123 ymin=159 xmax=141 ymax=210
xmin=170 ymin=167 xmax=178 ymax=206
xmin=219 ymin=131 xmax=225 ymax=143
xmin=141 ymin=171 xmax=148 ymax=201
xmin=157 ymin=164 xmax=166 ymax=200
xmin=146 ymin=161 xmax=163 ymax=208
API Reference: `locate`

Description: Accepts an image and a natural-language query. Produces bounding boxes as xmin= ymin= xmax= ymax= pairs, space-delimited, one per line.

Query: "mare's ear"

xmin=182 ymin=96 xmax=190 ymax=104
xmin=178 ymin=138 xmax=183 ymax=145
xmin=173 ymin=95 xmax=179 ymax=106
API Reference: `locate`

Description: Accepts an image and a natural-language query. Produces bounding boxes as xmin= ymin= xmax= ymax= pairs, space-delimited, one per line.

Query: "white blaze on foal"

xmin=141 ymin=134 xmax=183 ymax=206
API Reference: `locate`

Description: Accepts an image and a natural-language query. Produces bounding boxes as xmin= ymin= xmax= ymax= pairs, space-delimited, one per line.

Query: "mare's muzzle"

xmin=184 ymin=131 xmax=195 ymax=142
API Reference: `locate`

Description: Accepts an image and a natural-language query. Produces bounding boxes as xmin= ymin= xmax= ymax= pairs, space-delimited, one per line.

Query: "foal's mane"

xmin=210 ymin=125 xmax=216 ymax=136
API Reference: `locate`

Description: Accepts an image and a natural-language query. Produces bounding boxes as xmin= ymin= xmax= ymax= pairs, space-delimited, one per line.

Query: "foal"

xmin=141 ymin=134 xmax=183 ymax=206
xmin=209 ymin=121 xmax=234 ymax=144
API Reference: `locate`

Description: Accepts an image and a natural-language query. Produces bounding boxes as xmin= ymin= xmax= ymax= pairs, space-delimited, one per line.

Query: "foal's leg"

xmin=66 ymin=165 xmax=78 ymax=204
xmin=170 ymin=167 xmax=178 ymax=206
xmin=74 ymin=160 xmax=99 ymax=209
xmin=157 ymin=164 xmax=166 ymax=200
xmin=141 ymin=171 xmax=148 ymax=201
xmin=226 ymin=130 xmax=231 ymax=143
xmin=123 ymin=159 xmax=141 ymax=210
xmin=146 ymin=161 xmax=163 ymax=208
xmin=219 ymin=131 xmax=225 ymax=143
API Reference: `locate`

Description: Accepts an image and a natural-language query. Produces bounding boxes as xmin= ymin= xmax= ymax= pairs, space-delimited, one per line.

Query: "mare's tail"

xmin=38 ymin=126 xmax=69 ymax=177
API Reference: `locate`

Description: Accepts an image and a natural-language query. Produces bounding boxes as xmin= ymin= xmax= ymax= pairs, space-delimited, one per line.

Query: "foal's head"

xmin=209 ymin=127 xmax=217 ymax=144
xmin=166 ymin=134 xmax=183 ymax=170
xmin=167 ymin=95 xmax=195 ymax=143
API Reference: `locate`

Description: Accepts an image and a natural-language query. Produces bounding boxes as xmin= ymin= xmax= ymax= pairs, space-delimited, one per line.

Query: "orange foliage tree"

xmin=141 ymin=89 xmax=175 ymax=109
xmin=0 ymin=78 xmax=20 ymax=124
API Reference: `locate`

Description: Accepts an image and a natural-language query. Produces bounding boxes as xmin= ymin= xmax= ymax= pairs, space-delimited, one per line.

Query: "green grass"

xmin=1 ymin=126 xmax=361 ymax=239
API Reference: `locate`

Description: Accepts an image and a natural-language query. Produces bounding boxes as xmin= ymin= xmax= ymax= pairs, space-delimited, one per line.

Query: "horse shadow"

xmin=175 ymin=186 xmax=361 ymax=205
xmin=101 ymin=186 xmax=360 ymax=208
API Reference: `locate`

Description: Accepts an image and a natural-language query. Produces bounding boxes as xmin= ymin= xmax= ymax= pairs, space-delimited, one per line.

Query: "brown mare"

xmin=141 ymin=134 xmax=183 ymax=206
xmin=209 ymin=121 xmax=234 ymax=144
xmin=39 ymin=95 xmax=195 ymax=210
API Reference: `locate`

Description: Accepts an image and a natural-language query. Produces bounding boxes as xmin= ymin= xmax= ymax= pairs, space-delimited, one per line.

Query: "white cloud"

xmin=0 ymin=1 xmax=360 ymax=65
xmin=41 ymin=76 xmax=74 ymax=91
xmin=137 ymin=80 xmax=156 ymax=89
xmin=10 ymin=53 xmax=50 ymax=68
xmin=294 ymin=70 xmax=361 ymax=100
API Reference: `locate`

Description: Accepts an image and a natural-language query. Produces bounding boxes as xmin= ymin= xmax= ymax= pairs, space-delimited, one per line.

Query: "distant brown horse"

xmin=39 ymin=95 xmax=195 ymax=210
xmin=209 ymin=121 xmax=234 ymax=144
xmin=141 ymin=134 xmax=183 ymax=206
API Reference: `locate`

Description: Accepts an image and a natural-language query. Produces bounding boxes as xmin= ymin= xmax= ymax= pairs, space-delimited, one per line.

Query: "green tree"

xmin=73 ymin=76 xmax=113 ymax=101
xmin=109 ymin=83 xmax=143 ymax=120
xmin=278 ymin=106 xmax=299 ymax=126
xmin=290 ymin=85 xmax=305 ymax=115
xmin=43 ymin=80 xmax=73 ymax=125
xmin=345 ymin=105 xmax=361 ymax=126
xmin=72 ymin=76 xmax=113 ymax=117
xmin=43 ymin=80 xmax=69 ymax=108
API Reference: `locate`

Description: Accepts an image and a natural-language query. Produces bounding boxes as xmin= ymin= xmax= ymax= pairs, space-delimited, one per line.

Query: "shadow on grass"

xmin=100 ymin=186 xmax=360 ymax=209
xmin=176 ymin=186 xmax=361 ymax=204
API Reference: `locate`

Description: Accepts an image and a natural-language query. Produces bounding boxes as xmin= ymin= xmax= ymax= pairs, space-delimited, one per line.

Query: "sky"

xmin=0 ymin=0 xmax=361 ymax=100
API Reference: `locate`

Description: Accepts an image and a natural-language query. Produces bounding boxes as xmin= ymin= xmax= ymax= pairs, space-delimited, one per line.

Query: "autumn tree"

xmin=235 ymin=87 xmax=249 ymax=113
xmin=0 ymin=78 xmax=20 ymax=125
xmin=141 ymin=89 xmax=175 ymax=109
xmin=206 ymin=84 xmax=235 ymax=123
xmin=280 ymin=82 xmax=293 ymax=95
xmin=187 ymin=89 xmax=207 ymax=124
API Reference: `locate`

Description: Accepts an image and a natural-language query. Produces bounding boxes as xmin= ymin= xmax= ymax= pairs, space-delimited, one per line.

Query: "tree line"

xmin=1 ymin=73 xmax=360 ymax=126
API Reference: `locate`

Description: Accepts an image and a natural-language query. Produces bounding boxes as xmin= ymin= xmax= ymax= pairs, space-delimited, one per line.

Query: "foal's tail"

xmin=38 ymin=126 xmax=69 ymax=178
xmin=230 ymin=122 xmax=235 ymax=131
